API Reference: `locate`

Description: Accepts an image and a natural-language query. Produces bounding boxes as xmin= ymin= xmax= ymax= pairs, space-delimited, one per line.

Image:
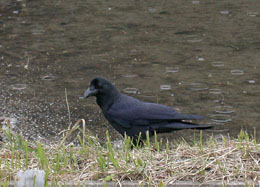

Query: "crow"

xmin=84 ymin=77 xmax=212 ymax=144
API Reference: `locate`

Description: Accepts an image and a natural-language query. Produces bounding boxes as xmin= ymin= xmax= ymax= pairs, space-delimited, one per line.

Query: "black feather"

xmin=84 ymin=77 xmax=212 ymax=142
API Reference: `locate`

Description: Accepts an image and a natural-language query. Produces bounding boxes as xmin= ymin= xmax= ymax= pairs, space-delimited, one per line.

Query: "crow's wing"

xmin=106 ymin=94 xmax=204 ymax=128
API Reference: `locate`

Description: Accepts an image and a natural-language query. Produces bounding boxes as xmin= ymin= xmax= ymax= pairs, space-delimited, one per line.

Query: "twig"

xmin=65 ymin=88 xmax=71 ymax=128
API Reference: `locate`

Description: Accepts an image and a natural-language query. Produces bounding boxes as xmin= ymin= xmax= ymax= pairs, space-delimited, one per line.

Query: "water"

xmin=10 ymin=84 xmax=27 ymax=90
xmin=166 ymin=67 xmax=179 ymax=73
xmin=160 ymin=85 xmax=171 ymax=90
xmin=214 ymin=105 xmax=234 ymax=114
xmin=123 ymin=87 xmax=139 ymax=94
xmin=231 ymin=70 xmax=244 ymax=75
xmin=0 ymin=0 xmax=259 ymax=142
xmin=211 ymin=61 xmax=225 ymax=67
xmin=41 ymin=75 xmax=56 ymax=81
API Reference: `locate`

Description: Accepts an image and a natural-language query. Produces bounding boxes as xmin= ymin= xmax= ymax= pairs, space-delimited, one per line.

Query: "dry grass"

xmin=0 ymin=119 xmax=260 ymax=186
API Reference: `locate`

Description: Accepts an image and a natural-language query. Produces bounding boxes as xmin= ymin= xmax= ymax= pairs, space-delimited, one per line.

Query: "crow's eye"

xmin=92 ymin=79 xmax=101 ymax=88
xmin=96 ymin=83 xmax=103 ymax=89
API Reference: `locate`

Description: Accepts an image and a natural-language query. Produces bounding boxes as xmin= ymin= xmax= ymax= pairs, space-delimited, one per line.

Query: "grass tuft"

xmin=0 ymin=121 xmax=259 ymax=185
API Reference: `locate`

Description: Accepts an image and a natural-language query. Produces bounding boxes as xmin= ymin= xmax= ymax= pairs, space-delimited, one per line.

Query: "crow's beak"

xmin=84 ymin=87 xmax=98 ymax=98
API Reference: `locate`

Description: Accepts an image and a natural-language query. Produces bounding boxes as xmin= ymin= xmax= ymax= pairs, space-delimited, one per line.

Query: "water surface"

xmin=0 ymin=0 xmax=259 ymax=142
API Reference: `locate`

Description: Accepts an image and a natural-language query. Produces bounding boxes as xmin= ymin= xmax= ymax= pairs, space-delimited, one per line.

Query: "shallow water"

xmin=0 ymin=0 xmax=259 ymax=142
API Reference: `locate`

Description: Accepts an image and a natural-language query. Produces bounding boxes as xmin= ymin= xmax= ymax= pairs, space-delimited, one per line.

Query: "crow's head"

xmin=84 ymin=77 xmax=120 ymax=109
xmin=84 ymin=77 xmax=114 ymax=98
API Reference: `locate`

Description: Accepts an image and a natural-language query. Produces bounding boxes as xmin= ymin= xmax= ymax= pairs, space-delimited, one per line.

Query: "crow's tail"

xmin=152 ymin=121 xmax=213 ymax=133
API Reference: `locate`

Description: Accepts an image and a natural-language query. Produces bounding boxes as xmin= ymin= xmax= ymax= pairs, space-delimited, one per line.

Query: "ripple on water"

xmin=231 ymin=70 xmax=244 ymax=75
xmin=188 ymin=83 xmax=208 ymax=91
xmin=247 ymin=12 xmax=259 ymax=17
xmin=185 ymin=35 xmax=202 ymax=43
xmin=32 ymin=30 xmax=45 ymax=35
xmin=166 ymin=67 xmax=179 ymax=73
xmin=211 ymin=114 xmax=232 ymax=123
xmin=160 ymin=85 xmax=171 ymax=90
xmin=122 ymin=74 xmax=137 ymax=78
xmin=123 ymin=88 xmax=138 ymax=94
xmin=215 ymin=105 xmax=234 ymax=114
xmin=211 ymin=61 xmax=225 ymax=67
xmin=192 ymin=1 xmax=200 ymax=4
xmin=209 ymin=88 xmax=222 ymax=94
xmin=220 ymin=10 xmax=229 ymax=15
xmin=197 ymin=57 xmax=205 ymax=61
xmin=10 ymin=84 xmax=27 ymax=90
xmin=41 ymin=75 xmax=55 ymax=81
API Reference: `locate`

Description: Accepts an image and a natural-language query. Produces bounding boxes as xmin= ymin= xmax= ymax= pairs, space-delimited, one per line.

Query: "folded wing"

xmin=106 ymin=95 xmax=205 ymax=128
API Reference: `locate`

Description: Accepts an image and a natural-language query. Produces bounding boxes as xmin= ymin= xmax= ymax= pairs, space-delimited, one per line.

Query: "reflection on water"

xmin=0 ymin=0 xmax=259 ymax=142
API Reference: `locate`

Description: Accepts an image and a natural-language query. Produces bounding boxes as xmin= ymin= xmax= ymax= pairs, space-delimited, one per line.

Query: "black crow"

xmin=84 ymin=77 xmax=212 ymax=143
